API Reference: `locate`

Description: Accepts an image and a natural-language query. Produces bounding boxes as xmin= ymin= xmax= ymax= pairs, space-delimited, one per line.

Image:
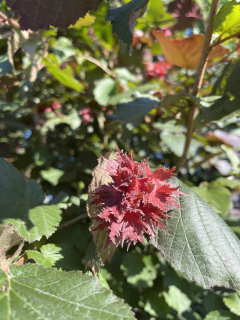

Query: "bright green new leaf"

xmin=191 ymin=183 xmax=232 ymax=216
xmin=42 ymin=54 xmax=83 ymax=92
xmin=163 ymin=285 xmax=191 ymax=315
xmin=205 ymin=310 xmax=239 ymax=320
xmin=213 ymin=1 xmax=240 ymax=38
xmin=93 ymin=78 xmax=116 ymax=105
xmin=153 ymin=180 xmax=240 ymax=290
xmin=223 ymin=291 xmax=240 ymax=316
xmin=70 ymin=13 xmax=96 ymax=28
xmin=0 ymin=264 xmax=135 ymax=320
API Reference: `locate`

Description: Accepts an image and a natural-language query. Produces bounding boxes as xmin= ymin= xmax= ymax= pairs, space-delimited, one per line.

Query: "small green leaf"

xmin=153 ymin=180 xmax=240 ymax=290
xmin=26 ymin=244 xmax=62 ymax=268
xmin=0 ymin=264 xmax=135 ymax=320
xmin=40 ymin=168 xmax=64 ymax=186
xmin=213 ymin=1 xmax=240 ymax=38
xmin=223 ymin=291 xmax=240 ymax=316
xmin=93 ymin=78 xmax=116 ymax=105
xmin=163 ymin=285 xmax=191 ymax=315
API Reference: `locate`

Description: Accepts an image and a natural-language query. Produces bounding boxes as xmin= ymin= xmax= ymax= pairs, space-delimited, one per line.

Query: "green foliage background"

xmin=0 ymin=0 xmax=240 ymax=319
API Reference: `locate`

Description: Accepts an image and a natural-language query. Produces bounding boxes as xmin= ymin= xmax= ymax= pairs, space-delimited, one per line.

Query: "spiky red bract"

xmin=91 ymin=148 xmax=183 ymax=249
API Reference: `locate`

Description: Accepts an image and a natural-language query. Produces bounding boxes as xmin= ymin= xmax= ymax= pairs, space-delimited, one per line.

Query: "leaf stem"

xmin=57 ymin=212 xmax=88 ymax=231
xmin=176 ymin=0 xmax=220 ymax=172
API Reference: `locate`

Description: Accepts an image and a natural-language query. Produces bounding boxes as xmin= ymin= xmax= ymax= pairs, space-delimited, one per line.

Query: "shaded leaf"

xmin=199 ymin=96 xmax=240 ymax=122
xmin=153 ymin=32 xmax=229 ymax=70
xmin=106 ymin=0 xmax=149 ymax=45
xmin=109 ymin=97 xmax=159 ymax=126
xmin=153 ymin=180 xmax=240 ymax=290
xmin=212 ymin=58 xmax=240 ymax=99
xmin=0 ymin=264 xmax=135 ymax=320
xmin=6 ymin=0 xmax=103 ymax=31
xmin=82 ymin=238 xmax=103 ymax=275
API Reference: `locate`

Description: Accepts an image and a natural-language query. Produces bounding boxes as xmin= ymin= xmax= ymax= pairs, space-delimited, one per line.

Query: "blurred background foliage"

xmin=0 ymin=0 xmax=240 ymax=319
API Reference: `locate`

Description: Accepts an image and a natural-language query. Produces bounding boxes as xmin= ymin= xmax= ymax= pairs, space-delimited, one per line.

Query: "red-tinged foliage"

xmin=91 ymin=148 xmax=184 ymax=249
xmin=146 ymin=60 xmax=173 ymax=80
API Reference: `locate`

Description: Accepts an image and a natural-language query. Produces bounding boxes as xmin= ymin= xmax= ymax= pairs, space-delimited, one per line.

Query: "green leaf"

xmin=108 ymin=83 xmax=159 ymax=105
xmin=109 ymin=97 xmax=159 ymax=126
xmin=40 ymin=168 xmax=64 ymax=186
xmin=205 ymin=310 xmax=239 ymax=320
xmin=42 ymin=54 xmax=83 ymax=92
xmin=144 ymin=0 xmax=173 ymax=24
xmin=106 ymin=0 xmax=149 ymax=45
xmin=0 ymin=264 xmax=135 ymax=320
xmin=26 ymin=244 xmax=63 ymax=268
xmin=8 ymin=205 xmax=62 ymax=243
xmin=121 ymin=251 xmax=158 ymax=288
xmin=191 ymin=183 xmax=232 ymax=216
xmin=161 ymin=133 xmax=203 ymax=158
xmin=153 ymin=180 xmax=240 ymax=290
xmin=223 ymin=291 xmax=240 ymax=316
xmin=212 ymin=58 xmax=240 ymax=99
xmin=213 ymin=177 xmax=240 ymax=189
xmin=199 ymin=96 xmax=240 ymax=121
xmin=93 ymin=78 xmax=116 ymax=105
xmin=221 ymin=145 xmax=240 ymax=174
xmin=213 ymin=1 xmax=240 ymax=38
xmin=163 ymin=285 xmax=191 ymax=315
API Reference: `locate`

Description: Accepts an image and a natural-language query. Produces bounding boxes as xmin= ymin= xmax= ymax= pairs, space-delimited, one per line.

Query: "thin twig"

xmin=57 ymin=213 xmax=88 ymax=231
xmin=176 ymin=0 xmax=220 ymax=172
xmin=0 ymin=11 xmax=20 ymax=29
xmin=78 ymin=55 xmax=116 ymax=78
xmin=211 ymin=31 xmax=240 ymax=47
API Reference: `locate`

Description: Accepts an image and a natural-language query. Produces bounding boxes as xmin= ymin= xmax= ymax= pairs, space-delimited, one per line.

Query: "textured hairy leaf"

xmin=153 ymin=180 xmax=240 ymax=290
xmin=153 ymin=32 xmax=229 ymax=69
xmin=0 ymin=264 xmax=135 ymax=320
xmin=6 ymin=0 xmax=104 ymax=31
xmin=0 ymin=159 xmax=62 ymax=242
